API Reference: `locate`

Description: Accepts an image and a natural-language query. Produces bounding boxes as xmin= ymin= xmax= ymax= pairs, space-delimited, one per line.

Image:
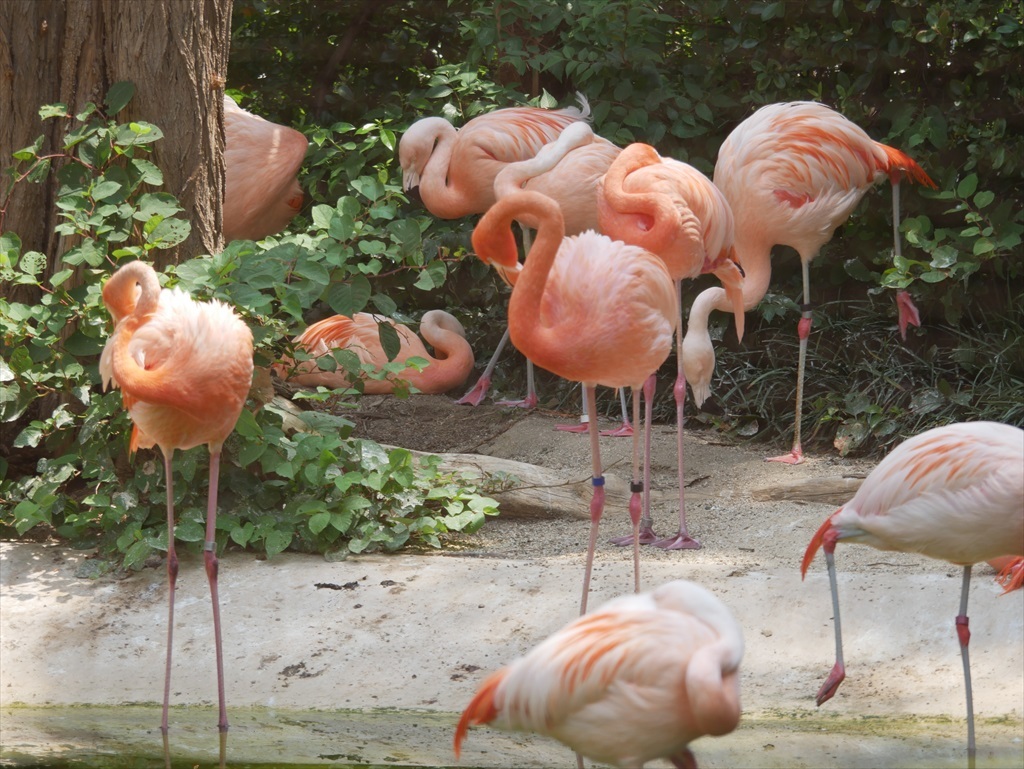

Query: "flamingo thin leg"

xmin=768 ymin=259 xmax=810 ymax=464
xmin=610 ymin=376 xmax=659 ymax=546
xmin=600 ymin=387 xmax=634 ymax=437
xmin=160 ymin=449 xmax=178 ymax=735
xmin=456 ymin=325 xmax=511 ymax=406
xmin=204 ymin=450 xmax=229 ymax=732
xmin=655 ymin=283 xmax=701 ymax=549
xmin=579 ymin=386 xmax=605 ymax=616
xmin=556 ymin=382 xmax=591 ymax=433
xmin=890 ymin=179 xmax=920 ymax=339
xmin=815 ymin=546 xmax=846 ymax=706
xmin=956 ymin=565 xmax=976 ymax=761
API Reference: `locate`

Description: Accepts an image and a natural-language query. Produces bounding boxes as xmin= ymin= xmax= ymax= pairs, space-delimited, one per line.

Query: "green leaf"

xmin=104 ymin=82 xmax=136 ymax=115
xmin=956 ymin=174 xmax=978 ymax=199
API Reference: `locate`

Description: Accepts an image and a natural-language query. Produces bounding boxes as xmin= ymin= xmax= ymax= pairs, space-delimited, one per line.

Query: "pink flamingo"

xmin=222 ymin=95 xmax=308 ymax=242
xmin=279 ymin=309 xmax=474 ymax=394
xmin=472 ymin=189 xmax=676 ymax=614
xmin=398 ymin=96 xmax=594 ymax=220
xmin=489 ymin=121 xmax=634 ymax=434
xmin=711 ymin=101 xmax=937 ymax=464
xmin=597 ymin=142 xmax=746 ymax=550
xmin=801 ymin=421 xmax=1024 ymax=761
xmin=100 ymin=260 xmax=254 ymax=732
xmin=398 ymin=97 xmax=598 ymax=408
xmin=454 ymin=579 xmax=744 ymax=769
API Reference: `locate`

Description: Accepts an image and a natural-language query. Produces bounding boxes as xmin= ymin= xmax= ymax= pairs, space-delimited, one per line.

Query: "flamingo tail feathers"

xmin=453 ymin=670 xmax=503 ymax=759
xmin=295 ymin=315 xmax=357 ymax=351
xmin=878 ymin=144 xmax=937 ymax=189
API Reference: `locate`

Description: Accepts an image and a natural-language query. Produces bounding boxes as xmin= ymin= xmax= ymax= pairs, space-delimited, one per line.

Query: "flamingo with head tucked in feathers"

xmin=801 ymin=420 xmax=1024 ymax=762
xmin=100 ymin=260 xmax=254 ymax=734
xmin=279 ymin=309 xmax=475 ymax=395
xmin=597 ymin=142 xmax=745 ymax=551
xmin=472 ymin=188 xmax=677 ymax=615
xmin=702 ymin=101 xmax=937 ymax=464
xmin=454 ymin=579 xmax=744 ymax=769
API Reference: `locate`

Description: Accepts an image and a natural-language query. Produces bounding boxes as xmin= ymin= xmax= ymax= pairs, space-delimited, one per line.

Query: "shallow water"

xmin=1 ymin=705 xmax=1021 ymax=768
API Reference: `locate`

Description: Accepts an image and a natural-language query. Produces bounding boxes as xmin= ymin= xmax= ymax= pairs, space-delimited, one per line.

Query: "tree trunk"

xmin=0 ymin=0 xmax=232 ymax=288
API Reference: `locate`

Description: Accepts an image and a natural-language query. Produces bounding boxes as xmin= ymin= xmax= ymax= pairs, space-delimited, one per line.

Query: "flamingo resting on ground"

xmin=222 ymin=95 xmax=309 ymax=242
xmin=598 ymin=142 xmax=745 ymax=550
xmin=711 ymin=101 xmax=937 ymax=464
xmin=100 ymin=260 xmax=254 ymax=732
xmin=472 ymin=189 xmax=677 ymax=614
xmin=801 ymin=420 xmax=1024 ymax=761
xmin=454 ymin=579 xmax=744 ymax=769
xmin=278 ymin=310 xmax=475 ymax=395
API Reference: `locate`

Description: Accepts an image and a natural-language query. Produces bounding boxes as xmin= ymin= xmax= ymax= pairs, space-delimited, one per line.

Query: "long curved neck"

xmin=103 ymin=260 xmax=160 ymax=323
xmin=105 ymin=262 xmax=189 ymax=410
xmin=494 ymin=121 xmax=594 ymax=199
xmin=416 ymin=120 xmax=472 ymax=219
xmin=599 ymin=144 xmax=678 ymax=256
xmin=413 ymin=319 xmax=475 ymax=391
xmin=476 ymin=191 xmax=565 ymax=362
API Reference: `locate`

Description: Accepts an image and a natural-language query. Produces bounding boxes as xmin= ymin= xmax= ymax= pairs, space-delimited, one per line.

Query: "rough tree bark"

xmin=0 ymin=0 xmax=233 ymax=286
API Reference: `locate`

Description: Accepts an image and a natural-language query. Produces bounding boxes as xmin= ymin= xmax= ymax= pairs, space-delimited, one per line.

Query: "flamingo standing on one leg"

xmin=490 ymin=121 xmax=635 ymax=433
xmin=472 ymin=189 xmax=677 ymax=614
xmin=278 ymin=310 xmax=475 ymax=394
xmin=100 ymin=260 xmax=254 ymax=733
xmin=222 ymin=95 xmax=309 ymax=242
xmin=801 ymin=421 xmax=1024 ymax=762
xmin=454 ymin=579 xmax=744 ymax=769
xmin=712 ymin=101 xmax=937 ymax=464
xmin=598 ymin=142 xmax=746 ymax=549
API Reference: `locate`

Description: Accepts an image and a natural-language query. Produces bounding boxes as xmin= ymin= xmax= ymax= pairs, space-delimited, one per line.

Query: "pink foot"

xmin=815 ymin=661 xmax=845 ymax=706
xmin=555 ymin=422 xmax=590 ymax=433
xmin=609 ymin=522 xmax=659 ymax=546
xmin=455 ymin=376 xmax=490 ymax=406
xmin=600 ymin=422 xmax=634 ymax=437
xmin=496 ymin=392 xmax=538 ymax=409
xmin=766 ymin=448 xmax=804 ymax=465
xmin=652 ymin=531 xmax=701 ymax=550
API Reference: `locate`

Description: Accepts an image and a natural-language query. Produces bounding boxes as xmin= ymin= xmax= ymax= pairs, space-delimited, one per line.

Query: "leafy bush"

xmin=1 ymin=85 xmax=499 ymax=569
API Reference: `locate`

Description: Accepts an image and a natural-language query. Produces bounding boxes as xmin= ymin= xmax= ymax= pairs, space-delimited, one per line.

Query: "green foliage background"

xmin=2 ymin=0 xmax=1022 ymax=566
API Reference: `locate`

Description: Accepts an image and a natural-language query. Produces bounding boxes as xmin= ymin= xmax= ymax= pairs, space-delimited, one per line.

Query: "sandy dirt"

xmin=1 ymin=394 xmax=1022 ymax=768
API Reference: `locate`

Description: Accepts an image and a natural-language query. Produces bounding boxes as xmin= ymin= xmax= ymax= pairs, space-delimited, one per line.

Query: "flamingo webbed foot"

xmin=496 ymin=392 xmax=538 ymax=409
xmin=651 ymin=531 xmax=702 ymax=550
xmin=815 ymin=661 xmax=846 ymax=706
xmin=609 ymin=522 xmax=659 ymax=546
xmin=766 ymin=447 xmax=804 ymax=465
xmin=599 ymin=422 xmax=634 ymax=437
xmin=555 ymin=422 xmax=590 ymax=433
xmin=455 ymin=376 xmax=491 ymax=406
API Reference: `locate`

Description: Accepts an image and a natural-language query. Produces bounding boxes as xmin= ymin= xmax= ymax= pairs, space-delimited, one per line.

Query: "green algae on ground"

xmin=1 ymin=705 xmax=1022 ymax=768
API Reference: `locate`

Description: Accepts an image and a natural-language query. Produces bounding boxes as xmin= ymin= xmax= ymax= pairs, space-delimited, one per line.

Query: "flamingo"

xmin=801 ymin=421 xmax=1024 ymax=761
xmin=99 ymin=260 xmax=254 ymax=733
xmin=398 ymin=95 xmax=592 ymax=220
xmin=279 ymin=309 xmax=475 ymax=395
xmin=454 ymin=579 xmax=744 ymax=769
xmin=472 ymin=189 xmax=676 ymax=614
xmin=398 ymin=96 xmax=595 ymax=408
xmin=597 ymin=142 xmax=746 ymax=550
xmin=222 ymin=95 xmax=309 ymax=242
xmin=489 ymin=121 xmax=634 ymax=433
xmin=709 ymin=101 xmax=937 ymax=464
